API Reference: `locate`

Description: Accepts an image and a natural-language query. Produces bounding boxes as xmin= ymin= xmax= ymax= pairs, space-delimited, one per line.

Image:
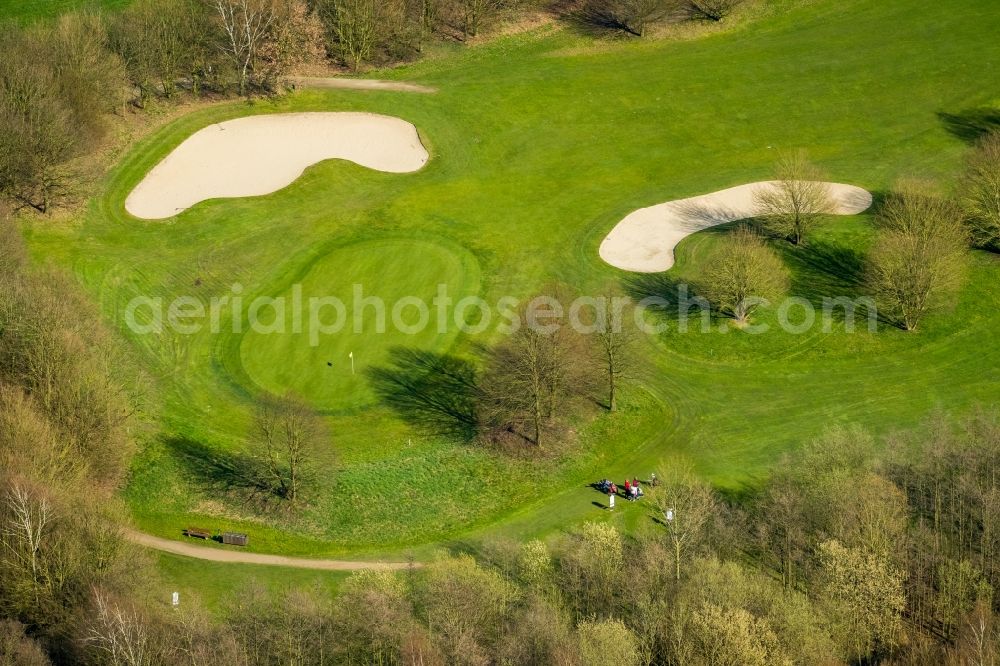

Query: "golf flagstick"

xmin=349 ymin=351 xmax=354 ymax=375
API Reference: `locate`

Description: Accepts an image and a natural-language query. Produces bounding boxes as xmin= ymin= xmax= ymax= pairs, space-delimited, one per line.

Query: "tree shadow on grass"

xmin=784 ymin=238 xmax=867 ymax=301
xmin=164 ymin=436 xmax=279 ymax=510
xmin=938 ymin=108 xmax=1000 ymax=144
xmin=554 ymin=0 xmax=687 ymax=38
xmin=559 ymin=6 xmax=641 ymax=37
xmin=367 ymin=347 xmax=480 ymax=442
xmin=621 ymin=271 xmax=718 ymax=330
xmin=777 ymin=238 xmax=887 ymax=331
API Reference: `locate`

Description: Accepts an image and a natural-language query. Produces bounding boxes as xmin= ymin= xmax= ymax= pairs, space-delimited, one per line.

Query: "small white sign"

xmin=171 ymin=592 xmax=179 ymax=607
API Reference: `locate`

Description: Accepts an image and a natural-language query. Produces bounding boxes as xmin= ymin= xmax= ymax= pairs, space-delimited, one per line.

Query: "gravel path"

xmin=126 ymin=530 xmax=417 ymax=571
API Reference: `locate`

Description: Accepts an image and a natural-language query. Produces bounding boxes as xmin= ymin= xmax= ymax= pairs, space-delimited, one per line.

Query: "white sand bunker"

xmin=125 ymin=112 xmax=429 ymax=219
xmin=599 ymin=182 xmax=873 ymax=273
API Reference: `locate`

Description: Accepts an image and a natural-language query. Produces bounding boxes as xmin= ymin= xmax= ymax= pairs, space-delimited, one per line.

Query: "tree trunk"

xmin=608 ymin=369 xmax=617 ymax=412
xmin=533 ymin=393 xmax=542 ymax=448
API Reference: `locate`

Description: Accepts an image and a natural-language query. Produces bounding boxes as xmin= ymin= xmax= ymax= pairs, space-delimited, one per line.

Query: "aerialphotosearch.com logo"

xmin=123 ymin=282 xmax=879 ymax=345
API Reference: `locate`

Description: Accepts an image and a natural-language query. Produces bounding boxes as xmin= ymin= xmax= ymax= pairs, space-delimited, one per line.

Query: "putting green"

xmin=237 ymin=238 xmax=480 ymax=411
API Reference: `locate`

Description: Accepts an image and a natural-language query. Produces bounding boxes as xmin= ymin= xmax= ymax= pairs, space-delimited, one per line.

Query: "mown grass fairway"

xmin=25 ymin=0 xmax=1000 ymax=559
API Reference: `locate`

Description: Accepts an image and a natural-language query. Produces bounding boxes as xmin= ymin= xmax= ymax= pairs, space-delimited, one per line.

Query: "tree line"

xmin=0 ymin=0 xmax=333 ymax=213
xmin=0 ymin=217 xmax=148 ymax=663
xmin=0 ymin=0 xmax=761 ymax=215
xmin=5 ymin=335 xmax=999 ymax=666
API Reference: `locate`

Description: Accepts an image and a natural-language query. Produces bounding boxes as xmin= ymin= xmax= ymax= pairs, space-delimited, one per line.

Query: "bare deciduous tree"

xmin=0 ymin=54 xmax=80 ymax=213
xmin=211 ymin=0 xmax=314 ymax=95
xmin=650 ymin=470 xmax=716 ymax=581
xmin=0 ymin=13 xmax=125 ymax=213
xmin=478 ymin=302 xmax=592 ymax=449
xmin=959 ymin=131 xmax=1000 ymax=251
xmin=251 ymin=393 xmax=327 ymax=502
xmin=84 ymin=593 xmax=156 ymax=666
xmin=0 ymin=620 xmax=50 ymax=665
xmin=110 ymin=0 xmax=216 ymax=103
xmin=456 ymin=0 xmax=512 ymax=38
xmin=700 ymin=225 xmax=789 ymax=324
xmin=866 ymin=186 xmax=968 ymax=331
xmin=754 ymin=151 xmax=836 ymax=245
xmin=479 ymin=326 xmax=549 ymax=447
xmin=595 ymin=295 xmax=636 ymax=412
xmin=323 ymin=0 xmax=380 ymax=69
xmin=0 ymin=485 xmax=51 ymax=603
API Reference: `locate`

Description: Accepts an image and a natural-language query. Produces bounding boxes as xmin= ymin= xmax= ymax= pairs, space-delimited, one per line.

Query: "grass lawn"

xmin=237 ymin=237 xmax=480 ymax=412
xmin=0 ymin=0 xmax=130 ymax=22
xmin=24 ymin=0 xmax=1000 ymax=568
xmin=150 ymin=553 xmax=350 ymax=613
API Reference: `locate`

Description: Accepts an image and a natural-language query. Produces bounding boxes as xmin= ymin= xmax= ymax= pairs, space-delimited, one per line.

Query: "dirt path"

xmin=288 ymin=77 xmax=437 ymax=94
xmin=126 ymin=530 xmax=417 ymax=571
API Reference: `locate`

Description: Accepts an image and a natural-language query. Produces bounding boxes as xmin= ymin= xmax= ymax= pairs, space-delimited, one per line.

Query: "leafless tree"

xmin=866 ymin=185 xmax=968 ymax=331
xmin=594 ymin=295 xmax=637 ymax=412
xmin=251 ymin=393 xmax=327 ymax=502
xmin=650 ymin=470 xmax=716 ymax=581
xmin=0 ymin=620 xmax=50 ymax=666
xmin=210 ymin=0 xmax=282 ymax=95
xmin=323 ymin=0 xmax=380 ymax=69
xmin=754 ymin=151 xmax=836 ymax=245
xmin=110 ymin=0 xmax=216 ymax=102
xmin=0 ymin=57 xmax=80 ymax=214
xmin=84 ymin=592 xmax=156 ymax=666
xmin=959 ymin=131 xmax=1000 ymax=251
xmin=0 ymin=485 xmax=51 ymax=603
xmin=0 ymin=13 xmax=125 ymax=213
xmin=456 ymin=0 xmax=512 ymax=38
xmin=700 ymin=225 xmax=789 ymax=324
xmin=479 ymin=327 xmax=550 ymax=447
xmin=478 ymin=303 xmax=592 ymax=449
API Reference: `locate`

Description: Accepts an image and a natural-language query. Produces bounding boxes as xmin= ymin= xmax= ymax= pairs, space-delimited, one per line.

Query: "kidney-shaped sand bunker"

xmin=125 ymin=112 xmax=430 ymax=220
xmin=600 ymin=181 xmax=873 ymax=273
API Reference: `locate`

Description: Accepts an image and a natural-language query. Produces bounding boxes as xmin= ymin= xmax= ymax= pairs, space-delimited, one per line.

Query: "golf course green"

xmin=23 ymin=0 xmax=1000 ymax=563
xmin=237 ymin=238 xmax=480 ymax=411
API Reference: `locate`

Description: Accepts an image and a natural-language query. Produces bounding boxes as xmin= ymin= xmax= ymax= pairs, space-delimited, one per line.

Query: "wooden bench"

xmin=183 ymin=527 xmax=212 ymax=540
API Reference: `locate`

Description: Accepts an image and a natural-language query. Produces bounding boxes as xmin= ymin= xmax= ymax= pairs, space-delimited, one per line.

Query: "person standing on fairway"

xmin=609 ymin=491 xmax=615 ymax=511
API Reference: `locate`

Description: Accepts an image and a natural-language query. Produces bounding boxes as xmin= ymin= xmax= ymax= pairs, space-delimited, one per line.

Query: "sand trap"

xmin=599 ymin=182 xmax=873 ymax=273
xmin=125 ymin=112 xmax=429 ymax=219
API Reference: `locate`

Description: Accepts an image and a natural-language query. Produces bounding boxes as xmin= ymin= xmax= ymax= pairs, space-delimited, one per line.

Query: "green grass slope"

xmin=25 ymin=0 xmax=1000 ymax=559
xmin=0 ymin=0 xmax=130 ymax=22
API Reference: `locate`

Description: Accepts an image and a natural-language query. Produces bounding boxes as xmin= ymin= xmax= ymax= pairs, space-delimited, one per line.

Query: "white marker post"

xmin=171 ymin=592 xmax=179 ymax=608
xmin=349 ymin=351 xmax=355 ymax=375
